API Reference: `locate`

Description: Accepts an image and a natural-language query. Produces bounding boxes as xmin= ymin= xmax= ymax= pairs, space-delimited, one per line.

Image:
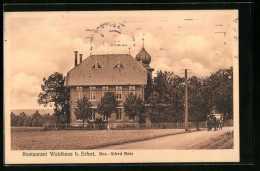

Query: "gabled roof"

xmin=64 ymin=54 xmax=148 ymax=87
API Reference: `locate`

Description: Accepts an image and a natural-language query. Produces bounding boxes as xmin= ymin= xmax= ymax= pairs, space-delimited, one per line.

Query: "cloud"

xmin=11 ymin=72 xmax=42 ymax=109
xmin=6 ymin=11 xmax=235 ymax=109
xmin=11 ymin=72 xmax=41 ymax=96
xmin=152 ymin=34 xmax=232 ymax=77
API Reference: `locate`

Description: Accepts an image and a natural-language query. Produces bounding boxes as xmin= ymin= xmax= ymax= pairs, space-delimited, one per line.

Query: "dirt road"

xmin=97 ymin=127 xmax=233 ymax=149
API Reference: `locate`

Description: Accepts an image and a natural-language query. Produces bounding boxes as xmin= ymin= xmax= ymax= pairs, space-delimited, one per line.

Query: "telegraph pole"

xmin=184 ymin=69 xmax=189 ymax=131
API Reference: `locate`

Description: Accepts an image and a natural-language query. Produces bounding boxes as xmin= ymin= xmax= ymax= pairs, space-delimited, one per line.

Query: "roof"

xmin=65 ymin=54 xmax=148 ymax=87
xmin=135 ymin=48 xmax=151 ymax=64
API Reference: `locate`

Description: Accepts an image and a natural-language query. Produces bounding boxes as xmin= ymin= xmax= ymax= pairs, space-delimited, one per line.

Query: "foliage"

xmin=203 ymin=67 xmax=233 ymax=121
xmin=74 ymin=96 xmax=93 ymax=127
xmin=144 ymin=73 xmax=153 ymax=101
xmin=10 ymin=111 xmax=55 ymax=127
xmin=148 ymin=71 xmax=185 ymax=123
xmin=11 ymin=112 xmax=18 ymax=126
xmin=94 ymin=118 xmax=106 ymax=124
xmin=31 ymin=111 xmax=42 ymax=127
xmin=145 ymin=67 xmax=233 ymax=124
xmin=153 ymin=71 xmax=175 ymax=103
xmin=18 ymin=112 xmax=27 ymax=126
xmin=97 ymin=92 xmax=120 ymax=118
xmin=37 ymin=72 xmax=70 ymax=124
xmin=123 ymin=93 xmax=145 ymax=119
xmin=188 ymin=76 xmax=208 ymax=129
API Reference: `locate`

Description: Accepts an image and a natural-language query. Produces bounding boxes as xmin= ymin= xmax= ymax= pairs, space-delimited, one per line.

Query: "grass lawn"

xmin=11 ymin=129 xmax=185 ymax=150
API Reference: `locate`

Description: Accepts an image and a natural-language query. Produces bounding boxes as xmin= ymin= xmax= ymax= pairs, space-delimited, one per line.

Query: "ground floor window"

xmin=116 ymin=108 xmax=123 ymax=120
xmin=89 ymin=108 xmax=96 ymax=121
xmin=129 ymin=115 xmax=135 ymax=120
xmin=102 ymin=115 xmax=108 ymax=121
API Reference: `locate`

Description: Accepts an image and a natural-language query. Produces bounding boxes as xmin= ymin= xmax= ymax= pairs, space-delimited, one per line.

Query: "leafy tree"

xmin=144 ymin=73 xmax=153 ymax=101
xmin=18 ymin=112 xmax=27 ymax=126
xmin=31 ymin=110 xmax=42 ymax=127
xmin=74 ymin=96 xmax=93 ymax=127
xmin=203 ymin=67 xmax=233 ymax=122
xmin=124 ymin=93 xmax=145 ymax=121
xmin=42 ymin=113 xmax=54 ymax=124
xmin=188 ymin=76 xmax=208 ymax=129
xmin=167 ymin=74 xmax=185 ymax=122
xmin=25 ymin=116 xmax=33 ymax=126
xmin=97 ymin=92 xmax=119 ymax=119
xmin=37 ymin=72 xmax=70 ymax=124
xmin=11 ymin=112 xmax=18 ymax=126
xmin=153 ymin=71 xmax=175 ymax=103
xmin=150 ymin=71 xmax=185 ymax=123
xmin=146 ymin=92 xmax=164 ymax=123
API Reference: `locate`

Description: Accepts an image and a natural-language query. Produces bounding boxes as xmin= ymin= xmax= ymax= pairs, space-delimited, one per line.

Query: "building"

xmin=64 ymin=47 xmax=154 ymax=124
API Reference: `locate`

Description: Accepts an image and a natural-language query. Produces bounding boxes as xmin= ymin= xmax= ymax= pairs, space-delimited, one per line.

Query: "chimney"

xmin=79 ymin=54 xmax=83 ymax=64
xmin=74 ymin=51 xmax=78 ymax=66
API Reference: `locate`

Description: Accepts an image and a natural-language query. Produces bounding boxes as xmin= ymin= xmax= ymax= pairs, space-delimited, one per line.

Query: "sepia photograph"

xmin=4 ymin=10 xmax=239 ymax=164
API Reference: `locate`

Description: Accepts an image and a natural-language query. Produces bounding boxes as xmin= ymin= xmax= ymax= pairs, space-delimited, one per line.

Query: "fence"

xmin=11 ymin=119 xmax=233 ymax=131
xmin=223 ymin=119 xmax=233 ymax=126
xmin=40 ymin=121 xmax=208 ymax=131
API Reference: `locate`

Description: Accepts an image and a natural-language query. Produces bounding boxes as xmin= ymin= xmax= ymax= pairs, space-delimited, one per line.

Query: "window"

xmin=116 ymin=86 xmax=122 ymax=100
xmin=76 ymin=87 xmax=83 ymax=100
xmin=114 ymin=63 xmax=124 ymax=69
xmin=92 ymin=62 xmax=101 ymax=69
xmin=89 ymin=108 xmax=96 ymax=121
xmin=90 ymin=86 xmax=96 ymax=100
xmin=129 ymin=115 xmax=135 ymax=121
xmin=129 ymin=86 xmax=135 ymax=95
xmin=75 ymin=107 xmax=82 ymax=121
xmin=116 ymin=108 xmax=123 ymax=120
xmin=79 ymin=87 xmax=83 ymax=99
xmin=102 ymin=86 xmax=109 ymax=97
xmin=102 ymin=115 xmax=107 ymax=121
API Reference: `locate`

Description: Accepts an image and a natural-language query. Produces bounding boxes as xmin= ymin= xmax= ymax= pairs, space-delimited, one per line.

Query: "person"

xmin=213 ymin=116 xmax=217 ymax=131
xmin=219 ymin=117 xmax=223 ymax=130
xmin=206 ymin=115 xmax=211 ymax=131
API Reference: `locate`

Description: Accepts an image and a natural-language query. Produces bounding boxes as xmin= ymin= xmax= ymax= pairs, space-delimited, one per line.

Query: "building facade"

xmin=64 ymin=48 xmax=154 ymax=124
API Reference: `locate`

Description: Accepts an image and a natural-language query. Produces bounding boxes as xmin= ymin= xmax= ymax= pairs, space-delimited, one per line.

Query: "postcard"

xmin=4 ymin=10 xmax=239 ymax=164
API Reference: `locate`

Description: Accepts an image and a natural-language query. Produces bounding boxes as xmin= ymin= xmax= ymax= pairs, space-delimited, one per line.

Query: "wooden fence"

xmin=11 ymin=119 xmax=233 ymax=131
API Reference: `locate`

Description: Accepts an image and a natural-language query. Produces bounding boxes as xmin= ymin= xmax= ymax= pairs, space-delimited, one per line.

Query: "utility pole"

xmin=185 ymin=69 xmax=189 ymax=131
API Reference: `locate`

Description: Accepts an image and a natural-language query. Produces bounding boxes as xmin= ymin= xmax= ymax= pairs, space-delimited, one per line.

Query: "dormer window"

xmin=92 ymin=62 xmax=101 ymax=69
xmin=114 ymin=63 xmax=124 ymax=69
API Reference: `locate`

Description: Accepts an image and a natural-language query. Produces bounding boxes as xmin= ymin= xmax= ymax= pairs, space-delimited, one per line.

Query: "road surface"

xmin=97 ymin=127 xmax=233 ymax=149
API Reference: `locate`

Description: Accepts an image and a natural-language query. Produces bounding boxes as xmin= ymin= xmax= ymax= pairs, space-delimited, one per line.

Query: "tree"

xmin=97 ymin=92 xmax=119 ymax=119
xmin=151 ymin=71 xmax=185 ymax=123
xmin=144 ymin=73 xmax=153 ymax=101
xmin=11 ymin=112 xmax=18 ymax=126
xmin=31 ymin=110 xmax=42 ymax=127
xmin=146 ymin=92 xmax=165 ymax=123
xmin=18 ymin=112 xmax=27 ymax=127
xmin=42 ymin=113 xmax=54 ymax=124
xmin=188 ymin=76 xmax=208 ymax=130
xmin=153 ymin=70 xmax=175 ymax=103
xmin=124 ymin=93 xmax=145 ymax=122
xmin=203 ymin=67 xmax=233 ymax=122
xmin=37 ymin=72 xmax=70 ymax=124
xmin=24 ymin=116 xmax=32 ymax=127
xmin=213 ymin=67 xmax=233 ymax=120
xmin=74 ymin=96 xmax=93 ymax=127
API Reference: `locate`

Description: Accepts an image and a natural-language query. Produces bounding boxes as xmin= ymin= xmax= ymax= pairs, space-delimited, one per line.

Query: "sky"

xmin=4 ymin=10 xmax=238 ymax=109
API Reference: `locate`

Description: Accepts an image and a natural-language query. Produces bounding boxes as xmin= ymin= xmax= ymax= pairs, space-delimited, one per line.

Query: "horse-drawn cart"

xmin=206 ymin=113 xmax=223 ymax=131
